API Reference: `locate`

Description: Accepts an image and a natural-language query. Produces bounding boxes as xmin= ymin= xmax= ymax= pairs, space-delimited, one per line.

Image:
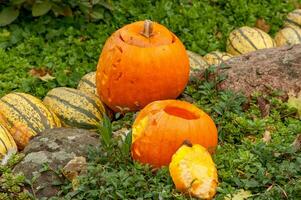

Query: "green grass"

xmin=1 ymin=0 xmax=301 ymax=199
xmin=0 ymin=0 xmax=299 ymax=98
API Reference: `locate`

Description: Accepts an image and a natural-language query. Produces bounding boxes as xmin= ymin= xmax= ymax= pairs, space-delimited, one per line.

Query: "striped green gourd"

xmin=43 ymin=87 xmax=106 ymax=129
xmin=0 ymin=92 xmax=61 ymax=149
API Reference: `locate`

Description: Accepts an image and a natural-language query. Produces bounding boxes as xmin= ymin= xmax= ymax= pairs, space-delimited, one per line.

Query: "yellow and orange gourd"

xmin=169 ymin=141 xmax=218 ymax=199
xmin=0 ymin=92 xmax=61 ymax=149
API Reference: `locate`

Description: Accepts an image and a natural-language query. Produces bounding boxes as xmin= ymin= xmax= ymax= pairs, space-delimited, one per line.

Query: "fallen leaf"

xmin=113 ymin=127 xmax=130 ymax=141
xmin=63 ymin=156 xmax=87 ymax=190
xmin=39 ymin=73 xmax=56 ymax=82
xmin=224 ymin=189 xmax=252 ymax=200
xmin=287 ymin=91 xmax=301 ymax=119
xmin=293 ymin=2 xmax=301 ymax=9
xmin=262 ymin=130 xmax=271 ymax=143
xmin=64 ymin=69 xmax=71 ymax=74
xmin=257 ymin=96 xmax=270 ymax=117
xmin=29 ymin=68 xmax=55 ymax=82
xmin=245 ymin=135 xmax=257 ymax=143
xmin=215 ymin=31 xmax=223 ymax=39
xmin=29 ymin=68 xmax=49 ymax=77
xmin=255 ymin=18 xmax=270 ymax=33
xmin=291 ymin=134 xmax=301 ymax=152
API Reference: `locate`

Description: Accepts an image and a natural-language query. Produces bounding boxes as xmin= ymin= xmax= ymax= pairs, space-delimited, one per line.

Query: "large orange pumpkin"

xmin=96 ymin=20 xmax=190 ymax=112
xmin=131 ymin=100 xmax=218 ymax=167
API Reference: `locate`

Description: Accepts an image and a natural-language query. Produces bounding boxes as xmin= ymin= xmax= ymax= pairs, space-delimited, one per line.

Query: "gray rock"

xmin=219 ymin=44 xmax=301 ymax=98
xmin=13 ymin=128 xmax=99 ymax=198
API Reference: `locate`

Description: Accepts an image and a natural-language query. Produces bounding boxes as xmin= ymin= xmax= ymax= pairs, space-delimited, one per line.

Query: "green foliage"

xmin=98 ymin=115 xmax=113 ymax=147
xmin=0 ymin=1 xmax=301 ymax=199
xmin=0 ymin=0 xmax=300 ymax=97
xmin=0 ymin=6 xmax=19 ymax=26
xmin=0 ymin=153 xmax=33 ymax=200
xmin=0 ymin=0 xmax=112 ymax=26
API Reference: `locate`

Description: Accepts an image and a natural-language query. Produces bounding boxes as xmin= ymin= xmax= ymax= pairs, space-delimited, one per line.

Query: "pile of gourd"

xmin=0 ymin=9 xmax=300 ymax=199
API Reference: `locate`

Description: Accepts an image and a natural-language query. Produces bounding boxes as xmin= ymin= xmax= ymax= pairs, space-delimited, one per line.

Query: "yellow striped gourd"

xmin=274 ymin=27 xmax=301 ymax=47
xmin=0 ymin=119 xmax=17 ymax=165
xmin=43 ymin=87 xmax=106 ymax=129
xmin=226 ymin=26 xmax=276 ymax=55
xmin=187 ymin=50 xmax=209 ymax=76
xmin=284 ymin=9 xmax=301 ymax=29
xmin=203 ymin=51 xmax=233 ymax=66
xmin=77 ymin=72 xmax=98 ymax=96
xmin=0 ymin=93 xmax=61 ymax=149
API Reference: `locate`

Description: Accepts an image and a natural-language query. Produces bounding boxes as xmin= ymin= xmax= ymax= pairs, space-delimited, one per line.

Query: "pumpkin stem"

xmin=182 ymin=139 xmax=193 ymax=147
xmin=141 ymin=20 xmax=154 ymax=38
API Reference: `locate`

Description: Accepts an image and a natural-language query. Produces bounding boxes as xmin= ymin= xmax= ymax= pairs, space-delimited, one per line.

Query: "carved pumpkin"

xmin=169 ymin=141 xmax=218 ymax=199
xmin=131 ymin=100 xmax=218 ymax=167
xmin=96 ymin=20 xmax=190 ymax=112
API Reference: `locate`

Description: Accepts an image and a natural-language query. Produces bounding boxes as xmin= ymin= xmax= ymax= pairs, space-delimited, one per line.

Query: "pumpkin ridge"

xmin=45 ymin=94 xmax=100 ymax=122
xmin=285 ymin=18 xmax=301 ymax=29
xmin=63 ymin=88 xmax=105 ymax=114
xmin=0 ymin=124 xmax=14 ymax=147
xmin=289 ymin=27 xmax=301 ymax=41
xmin=0 ymin=99 xmax=38 ymax=134
xmin=237 ymin=28 xmax=258 ymax=50
xmin=55 ymin=113 xmax=97 ymax=129
xmin=228 ymin=37 xmax=243 ymax=54
xmin=0 ymin=137 xmax=8 ymax=152
xmin=14 ymin=93 xmax=51 ymax=129
xmin=254 ymin=28 xmax=268 ymax=47
xmin=80 ymin=77 xmax=96 ymax=88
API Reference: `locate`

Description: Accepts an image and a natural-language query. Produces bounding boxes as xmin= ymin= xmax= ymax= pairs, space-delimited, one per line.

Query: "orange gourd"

xmin=131 ymin=100 xmax=218 ymax=167
xmin=169 ymin=141 xmax=218 ymax=199
xmin=96 ymin=20 xmax=189 ymax=112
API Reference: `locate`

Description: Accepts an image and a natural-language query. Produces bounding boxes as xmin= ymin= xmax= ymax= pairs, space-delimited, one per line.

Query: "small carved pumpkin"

xmin=169 ymin=141 xmax=218 ymax=199
xmin=131 ymin=100 xmax=218 ymax=167
xmin=96 ymin=20 xmax=190 ymax=112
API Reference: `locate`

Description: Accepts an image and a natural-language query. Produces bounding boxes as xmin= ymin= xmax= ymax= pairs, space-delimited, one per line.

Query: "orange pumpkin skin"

xmin=96 ymin=20 xmax=190 ymax=112
xmin=169 ymin=143 xmax=218 ymax=199
xmin=131 ymin=100 xmax=218 ymax=167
